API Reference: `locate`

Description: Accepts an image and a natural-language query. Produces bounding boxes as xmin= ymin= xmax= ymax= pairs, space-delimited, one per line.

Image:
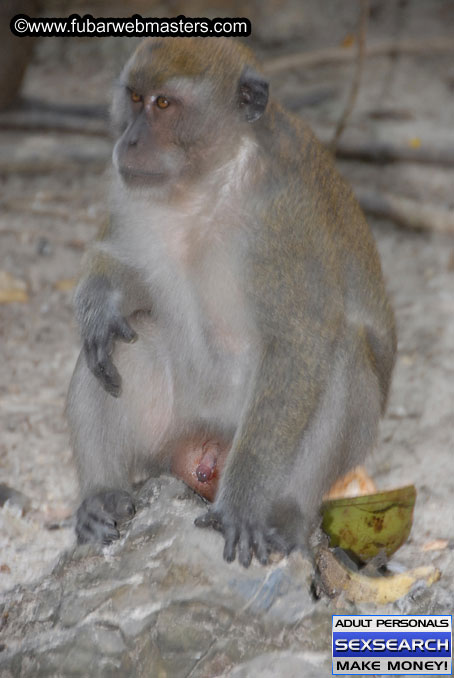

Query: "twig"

xmin=356 ymin=188 xmax=454 ymax=234
xmin=184 ymin=638 xmax=217 ymax=678
xmin=331 ymin=0 xmax=369 ymax=151
xmin=0 ymin=135 xmax=110 ymax=174
xmin=334 ymin=138 xmax=454 ymax=167
xmin=0 ymin=198 xmax=100 ymax=223
xmin=264 ymin=38 xmax=454 ymax=76
xmin=0 ymin=110 xmax=107 ymax=136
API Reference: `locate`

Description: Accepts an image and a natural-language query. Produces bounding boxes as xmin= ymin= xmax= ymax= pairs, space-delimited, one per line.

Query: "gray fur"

xmin=67 ymin=37 xmax=396 ymax=563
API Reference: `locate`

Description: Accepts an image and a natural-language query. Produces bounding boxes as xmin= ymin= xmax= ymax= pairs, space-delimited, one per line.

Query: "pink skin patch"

xmin=196 ymin=441 xmax=219 ymax=483
xmin=170 ymin=436 xmax=230 ymax=502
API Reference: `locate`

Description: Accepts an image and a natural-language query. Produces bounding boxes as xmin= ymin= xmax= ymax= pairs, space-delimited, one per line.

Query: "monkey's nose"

xmin=144 ymin=95 xmax=154 ymax=114
xmin=128 ymin=135 xmax=139 ymax=147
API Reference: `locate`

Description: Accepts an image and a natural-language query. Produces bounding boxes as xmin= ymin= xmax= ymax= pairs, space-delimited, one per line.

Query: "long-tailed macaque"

xmin=67 ymin=37 xmax=396 ymax=567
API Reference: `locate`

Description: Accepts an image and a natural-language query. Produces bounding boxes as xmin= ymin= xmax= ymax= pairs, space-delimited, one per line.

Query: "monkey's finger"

xmin=101 ymin=529 xmax=121 ymax=545
xmin=265 ymin=528 xmax=293 ymax=556
xmin=93 ymin=348 xmax=123 ymax=397
xmin=76 ymin=515 xmax=119 ymax=545
xmin=86 ymin=509 xmax=116 ymax=528
xmin=84 ymin=341 xmax=121 ymax=396
xmin=83 ymin=340 xmax=96 ymax=370
xmin=194 ymin=510 xmax=222 ymax=532
xmin=114 ymin=495 xmax=135 ymax=520
xmin=223 ymin=526 xmax=239 ymax=563
xmin=81 ymin=522 xmax=119 ymax=545
xmin=98 ymin=360 xmax=122 ymax=397
xmin=238 ymin=528 xmax=253 ymax=568
xmin=252 ymin=529 xmax=269 ymax=565
xmin=102 ymin=490 xmax=136 ymax=521
xmin=114 ymin=317 xmax=138 ymax=344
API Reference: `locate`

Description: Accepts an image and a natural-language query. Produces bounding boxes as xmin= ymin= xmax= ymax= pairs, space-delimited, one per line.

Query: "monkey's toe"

xmin=103 ymin=489 xmax=136 ymax=520
xmin=195 ymin=509 xmax=293 ymax=567
xmin=75 ymin=490 xmax=135 ymax=545
xmin=194 ymin=510 xmax=223 ymax=532
xmin=238 ymin=528 xmax=253 ymax=568
xmin=252 ymin=529 xmax=269 ymax=565
xmin=264 ymin=527 xmax=294 ymax=556
xmin=76 ymin=509 xmax=120 ymax=545
xmin=223 ymin=525 xmax=239 ymax=563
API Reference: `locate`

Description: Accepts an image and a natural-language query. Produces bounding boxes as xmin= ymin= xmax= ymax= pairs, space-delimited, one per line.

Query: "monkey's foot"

xmin=195 ymin=509 xmax=293 ymax=568
xmin=76 ymin=489 xmax=135 ymax=545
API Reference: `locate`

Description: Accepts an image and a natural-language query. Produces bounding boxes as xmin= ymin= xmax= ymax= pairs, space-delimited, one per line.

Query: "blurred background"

xmin=0 ymin=0 xmax=453 ymax=609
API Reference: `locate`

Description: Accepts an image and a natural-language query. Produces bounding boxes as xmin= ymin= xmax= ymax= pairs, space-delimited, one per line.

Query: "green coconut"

xmin=321 ymin=485 xmax=416 ymax=562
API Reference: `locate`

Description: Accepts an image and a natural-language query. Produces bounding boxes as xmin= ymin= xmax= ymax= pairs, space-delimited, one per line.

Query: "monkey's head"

xmin=112 ymin=37 xmax=269 ymax=189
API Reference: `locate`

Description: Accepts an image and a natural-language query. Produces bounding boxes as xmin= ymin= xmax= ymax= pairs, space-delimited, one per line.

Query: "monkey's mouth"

xmin=118 ymin=167 xmax=165 ymax=184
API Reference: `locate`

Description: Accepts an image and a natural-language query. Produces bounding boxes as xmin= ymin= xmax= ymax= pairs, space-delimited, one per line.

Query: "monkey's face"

xmin=111 ymin=38 xmax=269 ymax=191
xmin=112 ymin=81 xmax=190 ymax=188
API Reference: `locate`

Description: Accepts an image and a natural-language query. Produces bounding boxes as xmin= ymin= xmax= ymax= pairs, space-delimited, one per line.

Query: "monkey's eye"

xmin=156 ymin=95 xmax=170 ymax=109
xmin=130 ymin=91 xmax=142 ymax=103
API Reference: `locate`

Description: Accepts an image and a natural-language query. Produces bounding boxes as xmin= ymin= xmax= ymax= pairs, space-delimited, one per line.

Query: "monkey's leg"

xmin=67 ymin=328 xmax=174 ymax=544
xmin=196 ymin=332 xmax=383 ymax=567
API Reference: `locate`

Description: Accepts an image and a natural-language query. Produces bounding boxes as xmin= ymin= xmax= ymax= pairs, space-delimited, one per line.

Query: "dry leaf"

xmin=66 ymin=238 xmax=85 ymax=251
xmin=341 ymin=34 xmax=355 ymax=48
xmin=54 ymin=278 xmax=76 ymax=292
xmin=408 ymin=137 xmax=422 ymax=149
xmin=0 ymin=270 xmax=29 ymax=304
xmin=422 ymin=539 xmax=449 ymax=552
xmin=325 ymin=465 xmax=377 ymax=499
xmin=316 ymin=546 xmax=441 ymax=604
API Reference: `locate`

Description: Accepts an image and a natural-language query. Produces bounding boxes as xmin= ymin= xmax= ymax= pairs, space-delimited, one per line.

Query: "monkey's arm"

xmin=74 ymin=246 xmax=150 ymax=397
xmin=196 ymin=310 xmax=343 ymax=566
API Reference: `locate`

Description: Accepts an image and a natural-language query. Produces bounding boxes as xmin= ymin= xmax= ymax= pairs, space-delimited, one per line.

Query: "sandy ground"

xmin=0 ymin=2 xmax=453 ymax=599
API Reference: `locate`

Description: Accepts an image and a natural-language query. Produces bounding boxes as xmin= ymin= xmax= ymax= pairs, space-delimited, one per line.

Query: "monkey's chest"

xmin=163 ymin=271 xmax=256 ymax=422
xmin=129 ymin=211 xmax=256 ymax=412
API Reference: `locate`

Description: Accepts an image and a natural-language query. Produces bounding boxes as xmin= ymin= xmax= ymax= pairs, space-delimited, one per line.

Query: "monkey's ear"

xmin=238 ymin=67 xmax=269 ymax=122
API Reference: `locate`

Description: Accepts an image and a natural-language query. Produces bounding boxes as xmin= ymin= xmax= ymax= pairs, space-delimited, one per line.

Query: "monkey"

xmin=66 ymin=36 xmax=396 ymax=568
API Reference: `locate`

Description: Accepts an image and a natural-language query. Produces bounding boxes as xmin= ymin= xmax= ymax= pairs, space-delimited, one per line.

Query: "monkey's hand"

xmin=76 ymin=490 xmax=135 ymax=545
xmin=75 ymin=276 xmax=138 ymax=397
xmin=195 ymin=506 xmax=293 ymax=568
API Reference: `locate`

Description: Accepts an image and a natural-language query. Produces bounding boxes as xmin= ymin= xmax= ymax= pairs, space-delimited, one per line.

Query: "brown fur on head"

xmin=111 ymin=37 xmax=269 ymax=187
xmin=128 ymin=37 xmax=261 ymax=93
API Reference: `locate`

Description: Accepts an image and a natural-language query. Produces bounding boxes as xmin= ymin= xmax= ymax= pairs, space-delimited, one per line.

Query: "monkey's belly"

xmin=170 ymin=438 xmax=230 ymax=502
